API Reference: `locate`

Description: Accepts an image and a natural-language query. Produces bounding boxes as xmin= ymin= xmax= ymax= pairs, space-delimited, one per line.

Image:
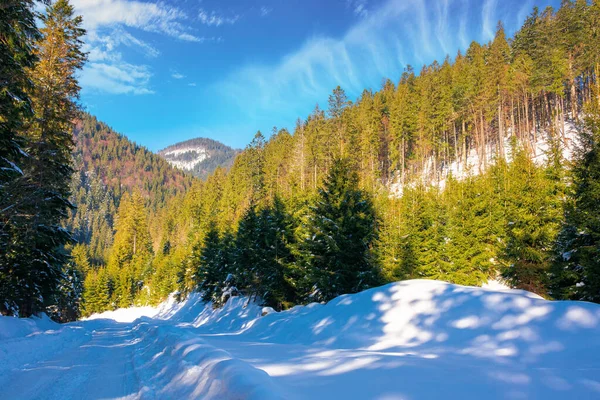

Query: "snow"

xmin=2 ymin=279 xmax=600 ymax=399
xmin=390 ymin=122 xmax=580 ymax=196
xmin=160 ymin=146 xmax=209 ymax=171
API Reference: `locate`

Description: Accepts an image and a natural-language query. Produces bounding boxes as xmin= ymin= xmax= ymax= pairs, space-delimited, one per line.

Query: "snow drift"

xmin=2 ymin=279 xmax=600 ymax=399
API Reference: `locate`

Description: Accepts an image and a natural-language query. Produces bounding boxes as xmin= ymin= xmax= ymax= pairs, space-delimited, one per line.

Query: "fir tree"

xmin=255 ymin=197 xmax=297 ymax=310
xmin=301 ymin=159 xmax=380 ymax=302
xmin=551 ymin=105 xmax=600 ymax=301
xmin=195 ymin=222 xmax=229 ymax=303
xmin=501 ymin=145 xmax=561 ymax=296
xmin=1 ymin=0 xmax=86 ymax=317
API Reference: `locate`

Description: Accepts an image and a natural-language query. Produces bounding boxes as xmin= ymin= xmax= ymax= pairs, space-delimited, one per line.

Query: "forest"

xmin=1 ymin=0 xmax=599 ymax=321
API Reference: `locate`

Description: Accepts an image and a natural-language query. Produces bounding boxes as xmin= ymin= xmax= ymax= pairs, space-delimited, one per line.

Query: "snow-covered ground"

xmin=2 ymin=279 xmax=600 ymax=399
xmin=390 ymin=122 xmax=580 ymax=196
xmin=159 ymin=146 xmax=209 ymax=171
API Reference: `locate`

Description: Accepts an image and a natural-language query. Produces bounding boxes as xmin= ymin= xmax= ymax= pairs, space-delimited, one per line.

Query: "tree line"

xmin=82 ymin=0 xmax=600 ymax=315
xmin=2 ymin=1 xmax=599 ymax=320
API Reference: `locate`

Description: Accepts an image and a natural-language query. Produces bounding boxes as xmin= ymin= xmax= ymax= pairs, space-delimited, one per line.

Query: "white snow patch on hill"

xmin=391 ymin=122 xmax=580 ymax=196
xmin=161 ymin=146 xmax=209 ymax=171
xmin=2 ymin=279 xmax=600 ymax=399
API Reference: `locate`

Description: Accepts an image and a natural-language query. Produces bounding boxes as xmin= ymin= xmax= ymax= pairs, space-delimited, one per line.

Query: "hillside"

xmin=67 ymin=113 xmax=195 ymax=263
xmin=2 ymin=280 xmax=600 ymax=399
xmin=79 ymin=1 xmax=600 ymax=317
xmin=158 ymin=137 xmax=239 ymax=179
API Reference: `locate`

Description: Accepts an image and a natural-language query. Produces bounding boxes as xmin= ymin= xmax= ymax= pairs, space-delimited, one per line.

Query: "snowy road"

xmin=2 ymin=280 xmax=600 ymax=399
xmin=0 ymin=322 xmax=141 ymax=400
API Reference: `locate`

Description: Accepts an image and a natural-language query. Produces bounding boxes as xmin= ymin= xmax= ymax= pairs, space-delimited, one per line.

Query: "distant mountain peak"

xmin=158 ymin=137 xmax=238 ymax=179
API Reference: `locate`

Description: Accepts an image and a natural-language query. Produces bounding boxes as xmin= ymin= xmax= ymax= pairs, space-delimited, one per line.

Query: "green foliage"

xmin=551 ymin=104 xmax=600 ymax=301
xmin=299 ymin=159 xmax=380 ymax=302
xmin=500 ymin=146 xmax=561 ymax=296
xmin=1 ymin=0 xmax=86 ymax=317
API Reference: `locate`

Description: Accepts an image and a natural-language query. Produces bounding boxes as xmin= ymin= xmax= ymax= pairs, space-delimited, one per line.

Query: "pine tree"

xmin=551 ymin=105 xmax=600 ymax=301
xmin=233 ymin=204 xmax=261 ymax=297
xmin=195 ymin=222 xmax=229 ymax=303
xmin=501 ymin=145 xmax=561 ymax=296
xmin=254 ymin=197 xmax=297 ymax=310
xmin=108 ymin=191 xmax=153 ymax=307
xmin=0 ymin=0 xmax=86 ymax=317
xmin=300 ymin=159 xmax=380 ymax=302
xmin=0 ymin=1 xmax=42 ymax=316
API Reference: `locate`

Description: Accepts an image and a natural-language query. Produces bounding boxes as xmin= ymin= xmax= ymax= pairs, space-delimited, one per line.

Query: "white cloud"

xmin=188 ymin=82 xmax=197 ymax=87
xmin=482 ymin=0 xmax=499 ymax=40
xmin=198 ymin=8 xmax=240 ymax=27
xmin=347 ymin=0 xmax=369 ymax=18
xmin=71 ymin=0 xmax=200 ymax=42
xmin=80 ymin=62 xmax=154 ymax=95
xmin=214 ymin=0 xmax=549 ymax=132
xmin=172 ymin=72 xmax=185 ymax=79
xmin=68 ymin=0 xmax=207 ymax=95
xmin=260 ymin=6 xmax=273 ymax=17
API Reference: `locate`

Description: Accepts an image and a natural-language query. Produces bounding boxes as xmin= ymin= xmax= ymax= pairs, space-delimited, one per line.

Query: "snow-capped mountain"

xmin=158 ymin=137 xmax=238 ymax=179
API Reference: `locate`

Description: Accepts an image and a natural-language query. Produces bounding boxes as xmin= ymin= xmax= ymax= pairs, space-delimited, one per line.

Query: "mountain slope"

xmin=67 ymin=113 xmax=194 ymax=263
xmin=158 ymin=137 xmax=238 ymax=180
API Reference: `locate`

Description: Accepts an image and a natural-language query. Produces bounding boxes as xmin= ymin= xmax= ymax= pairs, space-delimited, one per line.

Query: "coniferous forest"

xmin=1 ymin=0 xmax=600 ymax=322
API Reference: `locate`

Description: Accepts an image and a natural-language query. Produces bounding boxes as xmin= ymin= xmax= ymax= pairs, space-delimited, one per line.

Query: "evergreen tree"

xmin=195 ymin=222 xmax=229 ymax=303
xmin=106 ymin=191 xmax=153 ymax=307
xmin=233 ymin=204 xmax=261 ymax=297
xmin=1 ymin=0 xmax=86 ymax=317
xmin=0 ymin=0 xmax=41 ymax=316
xmin=300 ymin=159 xmax=380 ymax=302
xmin=501 ymin=145 xmax=561 ymax=296
xmin=255 ymin=197 xmax=297 ymax=310
xmin=551 ymin=105 xmax=600 ymax=301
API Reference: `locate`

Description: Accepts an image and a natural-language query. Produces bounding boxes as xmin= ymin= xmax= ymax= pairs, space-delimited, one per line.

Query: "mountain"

xmin=158 ymin=137 xmax=239 ymax=180
xmin=67 ymin=113 xmax=194 ymax=263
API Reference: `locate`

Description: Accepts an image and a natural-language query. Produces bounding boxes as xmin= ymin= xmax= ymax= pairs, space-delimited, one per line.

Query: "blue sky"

xmin=72 ymin=0 xmax=560 ymax=151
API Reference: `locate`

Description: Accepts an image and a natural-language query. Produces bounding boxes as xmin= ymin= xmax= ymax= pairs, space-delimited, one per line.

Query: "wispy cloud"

xmin=482 ymin=0 xmax=499 ymax=40
xmin=172 ymin=72 xmax=185 ymax=79
xmin=213 ymin=0 xmax=546 ymax=135
xmin=80 ymin=62 xmax=154 ymax=95
xmin=72 ymin=0 xmax=200 ymax=41
xmin=69 ymin=0 xmax=204 ymax=95
xmin=260 ymin=6 xmax=273 ymax=17
xmin=198 ymin=8 xmax=240 ymax=27
xmin=347 ymin=0 xmax=369 ymax=18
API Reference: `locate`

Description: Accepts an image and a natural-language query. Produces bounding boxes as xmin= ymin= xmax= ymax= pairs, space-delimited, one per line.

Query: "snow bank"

xmin=160 ymin=279 xmax=600 ymax=365
xmin=84 ymin=304 xmax=161 ymax=323
xmin=132 ymin=323 xmax=283 ymax=400
xmin=0 ymin=313 xmax=58 ymax=340
xmin=3 ymin=279 xmax=600 ymax=399
xmin=0 ymin=313 xmax=90 ymax=378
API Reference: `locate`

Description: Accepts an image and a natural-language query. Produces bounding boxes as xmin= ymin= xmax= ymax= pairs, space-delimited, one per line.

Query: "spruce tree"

xmin=301 ymin=159 xmax=380 ymax=302
xmin=233 ymin=205 xmax=263 ymax=299
xmin=195 ymin=222 xmax=229 ymax=303
xmin=254 ymin=197 xmax=297 ymax=310
xmin=108 ymin=191 xmax=153 ymax=307
xmin=0 ymin=0 xmax=41 ymax=316
xmin=501 ymin=145 xmax=560 ymax=296
xmin=0 ymin=0 xmax=86 ymax=316
xmin=551 ymin=105 xmax=600 ymax=301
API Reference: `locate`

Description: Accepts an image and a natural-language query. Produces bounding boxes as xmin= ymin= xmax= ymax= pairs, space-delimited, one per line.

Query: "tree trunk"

xmin=498 ymin=91 xmax=504 ymax=160
xmin=480 ymin=111 xmax=486 ymax=170
xmin=462 ymin=120 xmax=467 ymax=169
xmin=596 ymin=63 xmax=600 ymax=109
xmin=511 ymin=96 xmax=516 ymax=139
xmin=401 ymin=137 xmax=405 ymax=185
